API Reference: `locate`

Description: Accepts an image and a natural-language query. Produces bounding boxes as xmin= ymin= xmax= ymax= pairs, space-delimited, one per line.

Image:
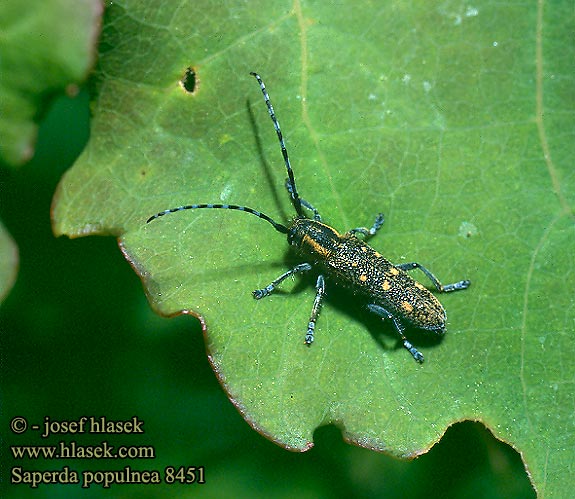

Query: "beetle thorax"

xmin=287 ymin=218 xmax=341 ymax=260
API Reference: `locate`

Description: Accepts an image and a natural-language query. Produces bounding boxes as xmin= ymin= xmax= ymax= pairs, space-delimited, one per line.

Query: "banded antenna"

xmin=146 ymin=203 xmax=289 ymax=234
xmin=250 ymin=72 xmax=305 ymax=217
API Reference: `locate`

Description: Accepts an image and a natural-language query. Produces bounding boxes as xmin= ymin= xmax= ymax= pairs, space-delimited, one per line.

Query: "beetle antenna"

xmin=146 ymin=203 xmax=289 ymax=234
xmin=250 ymin=72 xmax=304 ymax=218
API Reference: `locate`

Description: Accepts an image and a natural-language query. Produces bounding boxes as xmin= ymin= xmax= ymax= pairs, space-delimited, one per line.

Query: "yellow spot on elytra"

xmin=374 ymin=251 xmax=382 ymax=258
xmin=415 ymin=282 xmax=426 ymax=290
xmin=390 ymin=267 xmax=400 ymax=276
xmin=359 ymin=274 xmax=368 ymax=282
xmin=351 ymin=261 xmax=358 ymax=267
xmin=381 ymin=280 xmax=391 ymax=291
xmin=401 ymin=301 xmax=414 ymax=313
xmin=361 ymin=246 xmax=367 ymax=252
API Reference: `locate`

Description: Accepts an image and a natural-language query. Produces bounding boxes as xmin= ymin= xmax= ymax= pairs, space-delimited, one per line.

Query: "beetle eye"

xmin=287 ymin=227 xmax=299 ymax=246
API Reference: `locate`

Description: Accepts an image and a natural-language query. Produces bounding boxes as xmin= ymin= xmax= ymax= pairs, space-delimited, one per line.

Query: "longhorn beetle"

xmin=147 ymin=72 xmax=471 ymax=363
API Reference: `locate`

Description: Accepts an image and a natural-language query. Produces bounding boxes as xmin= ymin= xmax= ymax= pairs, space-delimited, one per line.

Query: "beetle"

xmin=147 ymin=72 xmax=470 ymax=362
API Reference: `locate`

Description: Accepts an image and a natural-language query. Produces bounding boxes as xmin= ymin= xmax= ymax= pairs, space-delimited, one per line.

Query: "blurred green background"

xmin=0 ymin=89 xmax=536 ymax=497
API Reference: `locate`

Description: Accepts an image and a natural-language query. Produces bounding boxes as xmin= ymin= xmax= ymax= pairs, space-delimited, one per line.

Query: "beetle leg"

xmin=252 ymin=263 xmax=312 ymax=299
xmin=367 ymin=303 xmax=424 ymax=363
xmin=305 ymin=275 xmax=326 ymax=345
xmin=395 ymin=263 xmax=470 ymax=293
xmin=347 ymin=213 xmax=385 ymax=239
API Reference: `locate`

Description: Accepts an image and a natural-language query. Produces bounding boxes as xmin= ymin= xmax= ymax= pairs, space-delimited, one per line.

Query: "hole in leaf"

xmin=180 ymin=67 xmax=198 ymax=94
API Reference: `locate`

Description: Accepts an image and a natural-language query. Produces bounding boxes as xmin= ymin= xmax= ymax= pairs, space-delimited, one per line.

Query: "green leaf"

xmin=0 ymin=221 xmax=18 ymax=303
xmin=52 ymin=1 xmax=574 ymax=496
xmin=0 ymin=0 xmax=101 ymax=166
